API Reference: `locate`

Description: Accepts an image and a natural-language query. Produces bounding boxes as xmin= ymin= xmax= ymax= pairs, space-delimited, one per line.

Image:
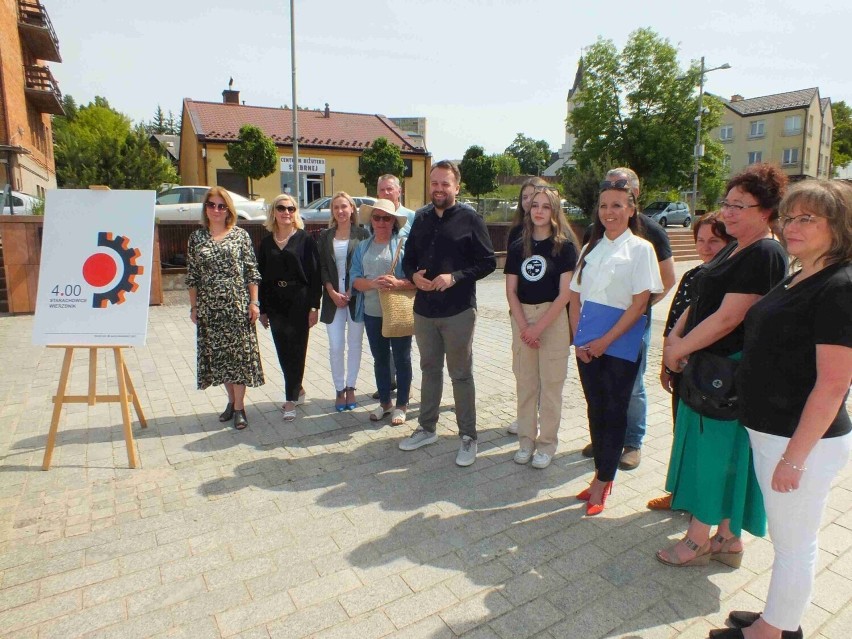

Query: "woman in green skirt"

xmin=657 ymin=164 xmax=788 ymax=567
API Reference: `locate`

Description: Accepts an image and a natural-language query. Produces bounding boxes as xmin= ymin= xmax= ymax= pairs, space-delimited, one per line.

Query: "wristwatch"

xmin=310 ymin=307 xmax=319 ymax=312
xmin=250 ymin=301 xmax=260 ymax=307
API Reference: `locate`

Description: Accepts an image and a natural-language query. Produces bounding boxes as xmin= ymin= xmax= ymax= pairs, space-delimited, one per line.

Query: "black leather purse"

xmin=679 ymin=350 xmax=739 ymax=422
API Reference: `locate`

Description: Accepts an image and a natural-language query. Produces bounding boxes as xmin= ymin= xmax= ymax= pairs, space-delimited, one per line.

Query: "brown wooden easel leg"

xmin=122 ymin=361 xmax=147 ymax=428
xmin=88 ymin=347 xmax=97 ymax=405
xmin=42 ymin=347 xmax=74 ymax=470
xmin=113 ymin=348 xmax=138 ymax=468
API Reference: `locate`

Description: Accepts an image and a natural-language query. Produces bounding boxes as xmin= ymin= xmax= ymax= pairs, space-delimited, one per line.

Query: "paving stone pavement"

xmin=0 ymin=267 xmax=850 ymax=639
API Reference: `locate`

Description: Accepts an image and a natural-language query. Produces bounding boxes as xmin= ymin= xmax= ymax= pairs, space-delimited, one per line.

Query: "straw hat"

xmin=359 ymin=199 xmax=408 ymax=228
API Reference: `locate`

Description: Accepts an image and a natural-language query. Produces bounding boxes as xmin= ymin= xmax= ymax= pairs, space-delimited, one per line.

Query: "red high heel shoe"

xmin=585 ymin=482 xmax=612 ymax=516
xmin=576 ymin=487 xmax=592 ymax=501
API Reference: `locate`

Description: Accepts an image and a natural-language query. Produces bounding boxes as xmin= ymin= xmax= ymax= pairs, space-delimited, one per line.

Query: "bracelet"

xmin=780 ymin=455 xmax=807 ymax=472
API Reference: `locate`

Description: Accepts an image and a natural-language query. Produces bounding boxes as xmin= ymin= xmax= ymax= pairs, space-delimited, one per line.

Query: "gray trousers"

xmin=414 ymin=308 xmax=477 ymax=439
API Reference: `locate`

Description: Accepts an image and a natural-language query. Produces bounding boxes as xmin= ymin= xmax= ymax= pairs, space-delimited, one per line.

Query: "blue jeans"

xmin=624 ymin=311 xmax=652 ymax=449
xmin=363 ymin=314 xmax=412 ymax=406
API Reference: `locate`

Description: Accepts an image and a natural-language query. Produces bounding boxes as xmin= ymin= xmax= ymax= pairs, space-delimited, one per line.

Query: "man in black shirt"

xmin=400 ymin=160 xmax=496 ymax=466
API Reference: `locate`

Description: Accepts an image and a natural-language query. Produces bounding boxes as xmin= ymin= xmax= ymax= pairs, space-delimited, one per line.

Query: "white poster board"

xmin=32 ymin=189 xmax=156 ymax=346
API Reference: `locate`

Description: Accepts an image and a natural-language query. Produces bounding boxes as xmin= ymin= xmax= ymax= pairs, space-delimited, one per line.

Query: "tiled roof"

xmin=184 ymin=100 xmax=426 ymax=153
xmin=720 ymin=88 xmax=819 ymax=115
xmin=820 ymin=97 xmax=831 ymax=113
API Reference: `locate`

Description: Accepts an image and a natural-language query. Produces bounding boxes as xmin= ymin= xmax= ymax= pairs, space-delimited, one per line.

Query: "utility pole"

xmin=290 ymin=0 xmax=300 ymax=207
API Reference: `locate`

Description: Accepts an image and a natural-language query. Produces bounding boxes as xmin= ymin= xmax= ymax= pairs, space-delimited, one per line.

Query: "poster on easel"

xmin=32 ymin=189 xmax=156 ymax=346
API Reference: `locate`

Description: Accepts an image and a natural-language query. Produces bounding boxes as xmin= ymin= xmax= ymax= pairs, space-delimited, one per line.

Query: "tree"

xmin=505 ymin=133 xmax=551 ymax=175
xmin=557 ymin=162 xmax=606 ymax=219
xmin=459 ymin=146 xmax=497 ymax=203
xmin=359 ymin=137 xmax=404 ymax=196
xmin=569 ymin=28 xmax=723 ymax=198
xmin=831 ymin=100 xmax=852 ymax=175
xmin=224 ymin=124 xmax=277 ymax=199
xmin=491 ymin=153 xmax=520 ymax=178
xmin=53 ymin=95 xmax=178 ymax=189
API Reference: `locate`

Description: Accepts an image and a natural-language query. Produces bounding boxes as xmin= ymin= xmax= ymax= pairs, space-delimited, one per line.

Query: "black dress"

xmin=256 ymin=230 xmax=322 ymax=402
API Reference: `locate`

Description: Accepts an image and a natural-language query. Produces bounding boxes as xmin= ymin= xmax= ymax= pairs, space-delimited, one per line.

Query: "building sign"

xmin=32 ymin=189 xmax=155 ymax=346
xmin=280 ymin=156 xmax=326 ymax=174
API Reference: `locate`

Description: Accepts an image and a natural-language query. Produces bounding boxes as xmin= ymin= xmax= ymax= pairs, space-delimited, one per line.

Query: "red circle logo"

xmin=82 ymin=253 xmax=118 ymax=287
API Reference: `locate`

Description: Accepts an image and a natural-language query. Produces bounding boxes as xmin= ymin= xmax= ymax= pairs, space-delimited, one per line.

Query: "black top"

xmin=738 ymin=262 xmax=851 ymax=439
xmin=402 ymin=203 xmax=497 ymax=318
xmin=583 ymin=216 xmax=673 ymax=262
xmin=684 ymin=239 xmax=788 ymax=356
xmin=256 ymin=230 xmax=322 ymax=314
xmin=663 ymin=264 xmax=702 ymax=337
xmin=506 ymin=223 xmax=523 ymax=251
xmin=504 ymin=236 xmax=578 ymax=304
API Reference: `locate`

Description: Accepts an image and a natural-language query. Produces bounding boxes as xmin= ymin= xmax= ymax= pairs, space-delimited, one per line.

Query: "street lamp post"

xmin=290 ymin=0 xmax=300 ymax=207
xmin=691 ymin=57 xmax=730 ymax=215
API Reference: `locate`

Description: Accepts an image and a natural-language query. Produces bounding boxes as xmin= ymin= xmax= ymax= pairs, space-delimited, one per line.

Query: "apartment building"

xmin=0 ymin=0 xmax=63 ymax=198
xmin=710 ymin=87 xmax=833 ymax=180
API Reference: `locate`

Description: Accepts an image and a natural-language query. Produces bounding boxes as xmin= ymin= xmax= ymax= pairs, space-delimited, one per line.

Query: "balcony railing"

xmin=17 ymin=1 xmax=62 ymax=62
xmin=24 ymin=64 xmax=64 ymax=115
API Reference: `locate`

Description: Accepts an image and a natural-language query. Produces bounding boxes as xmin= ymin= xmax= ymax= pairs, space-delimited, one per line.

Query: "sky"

xmin=47 ymin=0 xmax=852 ymax=161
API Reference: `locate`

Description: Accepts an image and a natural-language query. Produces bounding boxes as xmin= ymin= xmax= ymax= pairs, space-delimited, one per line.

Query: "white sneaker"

xmin=399 ymin=428 xmax=438 ymax=451
xmin=531 ymin=452 xmax=552 ymax=469
xmin=455 ymin=436 xmax=477 ymax=466
xmin=507 ymin=421 xmax=519 ymax=434
xmin=513 ymin=447 xmax=533 ymax=464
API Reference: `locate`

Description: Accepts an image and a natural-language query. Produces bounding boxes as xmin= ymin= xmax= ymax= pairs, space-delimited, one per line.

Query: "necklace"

xmin=274 ymin=227 xmax=296 ymax=246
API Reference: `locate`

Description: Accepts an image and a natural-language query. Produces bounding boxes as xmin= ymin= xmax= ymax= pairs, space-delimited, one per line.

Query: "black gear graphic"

xmin=92 ymin=232 xmax=143 ymax=308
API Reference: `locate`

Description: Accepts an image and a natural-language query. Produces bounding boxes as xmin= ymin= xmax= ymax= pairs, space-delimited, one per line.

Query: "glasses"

xmin=533 ymin=186 xmax=558 ymax=192
xmin=599 ymin=179 xmax=631 ymax=191
xmin=276 ymin=204 xmax=297 ymax=213
xmin=205 ymin=201 xmax=228 ymax=212
xmin=372 ymin=215 xmax=394 ymax=223
xmin=719 ymin=200 xmax=760 ymax=212
xmin=781 ymin=214 xmax=820 ymax=228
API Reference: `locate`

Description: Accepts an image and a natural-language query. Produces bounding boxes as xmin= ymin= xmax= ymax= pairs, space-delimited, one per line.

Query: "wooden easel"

xmin=42 ymin=345 xmax=147 ymax=470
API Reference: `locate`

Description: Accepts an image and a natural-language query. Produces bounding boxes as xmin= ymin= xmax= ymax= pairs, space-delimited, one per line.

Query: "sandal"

xmin=655 ymin=536 xmax=711 ymax=567
xmin=282 ymin=401 xmax=296 ymax=422
xmin=345 ymin=386 xmax=357 ymax=410
xmin=711 ymin=533 xmax=744 ymax=568
xmin=334 ymin=390 xmax=346 ymax=412
xmin=233 ymin=409 xmax=248 ymax=430
xmin=369 ymin=404 xmax=392 ymax=422
xmin=391 ymin=406 xmax=407 ymax=426
xmin=295 ymin=387 xmax=306 ymax=405
xmin=647 ymin=494 xmax=672 ymax=511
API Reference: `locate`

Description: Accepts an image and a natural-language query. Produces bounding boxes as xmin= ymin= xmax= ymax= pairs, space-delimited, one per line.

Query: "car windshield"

xmin=305 ymin=198 xmax=329 ymax=210
xmin=644 ymin=202 xmax=667 ymax=213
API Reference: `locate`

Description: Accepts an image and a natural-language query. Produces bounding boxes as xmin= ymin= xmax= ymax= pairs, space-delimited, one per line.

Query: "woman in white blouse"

xmin=569 ymin=177 xmax=663 ymax=515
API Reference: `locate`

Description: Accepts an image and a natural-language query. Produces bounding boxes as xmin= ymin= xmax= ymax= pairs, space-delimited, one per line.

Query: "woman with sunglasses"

xmin=187 ymin=186 xmax=264 ymax=430
xmin=710 ymin=181 xmax=852 ymax=639
xmin=505 ymin=186 xmax=578 ymax=468
xmin=257 ymin=194 xmax=321 ymax=421
xmin=351 ymin=199 xmax=415 ymax=425
xmin=317 ymin=192 xmax=369 ymax=411
xmin=657 ymin=164 xmax=788 ymax=568
xmin=569 ymin=177 xmax=663 ymax=515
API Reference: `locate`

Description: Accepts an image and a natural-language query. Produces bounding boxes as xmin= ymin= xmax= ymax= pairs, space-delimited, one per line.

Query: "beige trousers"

xmin=510 ymin=302 xmax=571 ymax=455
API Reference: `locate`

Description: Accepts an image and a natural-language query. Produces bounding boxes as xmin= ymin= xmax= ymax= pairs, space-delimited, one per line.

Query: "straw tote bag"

xmin=379 ymin=239 xmax=416 ymax=338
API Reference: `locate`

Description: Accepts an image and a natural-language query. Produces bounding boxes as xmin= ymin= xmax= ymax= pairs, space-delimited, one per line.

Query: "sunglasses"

xmin=276 ymin=204 xmax=297 ymax=213
xmin=599 ymin=179 xmax=632 ymax=191
xmin=372 ymin=214 xmax=395 ymax=223
xmin=205 ymin=201 xmax=228 ymax=212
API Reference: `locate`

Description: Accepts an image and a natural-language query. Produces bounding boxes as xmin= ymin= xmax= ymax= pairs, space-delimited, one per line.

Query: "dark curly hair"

xmin=725 ymin=163 xmax=788 ymax=221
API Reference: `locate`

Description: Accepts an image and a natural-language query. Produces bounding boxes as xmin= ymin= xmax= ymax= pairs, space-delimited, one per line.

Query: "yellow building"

xmin=710 ymin=88 xmax=834 ymax=180
xmin=179 ymin=90 xmax=430 ymax=208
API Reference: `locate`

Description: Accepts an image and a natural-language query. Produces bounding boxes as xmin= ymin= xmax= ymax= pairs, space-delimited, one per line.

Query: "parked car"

xmin=301 ymin=195 xmax=377 ymax=223
xmin=2 ymin=190 xmax=40 ymax=215
xmin=642 ymin=201 xmax=692 ymax=227
xmin=155 ymin=186 xmax=266 ymax=221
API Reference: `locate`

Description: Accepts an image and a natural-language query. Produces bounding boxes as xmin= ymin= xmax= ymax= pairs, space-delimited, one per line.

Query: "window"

xmin=720 ymin=125 xmax=734 ymax=141
xmin=749 ymin=120 xmax=765 ymax=138
xmin=805 ymin=147 xmax=811 ymax=169
xmin=808 ymin=115 xmax=814 ymax=135
xmin=782 ymin=148 xmax=799 ymax=165
xmin=784 ymin=115 xmax=802 ymax=135
xmin=156 ymin=189 xmax=181 ymax=205
xmin=723 ymin=155 xmax=731 ymax=168
xmin=825 ymin=127 xmax=832 ymax=146
xmin=748 ymin=151 xmax=763 ymax=164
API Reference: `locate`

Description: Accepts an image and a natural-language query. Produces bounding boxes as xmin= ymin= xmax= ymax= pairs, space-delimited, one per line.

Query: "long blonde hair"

xmin=264 ymin=193 xmax=304 ymax=233
xmin=327 ymin=191 xmax=358 ymax=229
xmin=522 ymin=187 xmax=578 ymax=258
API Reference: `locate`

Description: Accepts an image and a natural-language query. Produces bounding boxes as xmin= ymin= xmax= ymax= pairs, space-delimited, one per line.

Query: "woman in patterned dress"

xmin=187 ymin=186 xmax=264 ymax=430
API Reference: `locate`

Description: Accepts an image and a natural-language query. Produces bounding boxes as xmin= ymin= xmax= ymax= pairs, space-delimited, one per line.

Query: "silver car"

xmin=301 ymin=195 xmax=377 ymax=223
xmin=155 ymin=186 xmax=267 ymax=221
xmin=642 ymin=201 xmax=692 ymax=227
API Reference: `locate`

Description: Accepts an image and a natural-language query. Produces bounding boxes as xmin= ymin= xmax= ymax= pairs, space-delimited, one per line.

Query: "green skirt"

xmin=665 ymin=394 xmax=766 ymax=538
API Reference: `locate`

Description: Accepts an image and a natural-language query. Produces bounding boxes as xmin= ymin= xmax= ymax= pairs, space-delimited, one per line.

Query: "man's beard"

xmin=431 ymin=192 xmax=455 ymax=210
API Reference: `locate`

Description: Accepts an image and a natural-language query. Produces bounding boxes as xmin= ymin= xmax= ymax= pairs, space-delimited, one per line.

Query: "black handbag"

xmin=679 ymin=350 xmax=740 ymax=421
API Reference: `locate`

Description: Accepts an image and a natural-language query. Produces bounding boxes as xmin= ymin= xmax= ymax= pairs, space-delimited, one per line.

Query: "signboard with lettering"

xmin=280 ymin=156 xmax=326 ymax=174
xmin=32 ymin=190 xmax=155 ymax=346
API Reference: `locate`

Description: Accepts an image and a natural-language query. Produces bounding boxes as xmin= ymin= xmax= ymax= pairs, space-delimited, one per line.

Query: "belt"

xmin=275 ymin=280 xmax=303 ymax=288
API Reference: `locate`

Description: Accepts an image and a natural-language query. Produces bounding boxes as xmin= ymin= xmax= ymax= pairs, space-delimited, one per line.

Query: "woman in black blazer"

xmin=317 ymin=192 xmax=370 ymax=411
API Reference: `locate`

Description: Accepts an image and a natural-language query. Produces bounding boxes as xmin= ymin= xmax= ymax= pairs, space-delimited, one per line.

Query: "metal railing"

xmin=17 ymin=1 xmax=60 ymax=50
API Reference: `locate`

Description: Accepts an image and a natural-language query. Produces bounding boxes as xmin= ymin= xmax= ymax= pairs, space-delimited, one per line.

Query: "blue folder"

xmin=574 ymin=300 xmax=647 ymax=362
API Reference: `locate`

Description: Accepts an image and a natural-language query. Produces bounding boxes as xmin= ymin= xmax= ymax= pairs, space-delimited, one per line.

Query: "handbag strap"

xmin=387 ymin=237 xmax=404 ymax=276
